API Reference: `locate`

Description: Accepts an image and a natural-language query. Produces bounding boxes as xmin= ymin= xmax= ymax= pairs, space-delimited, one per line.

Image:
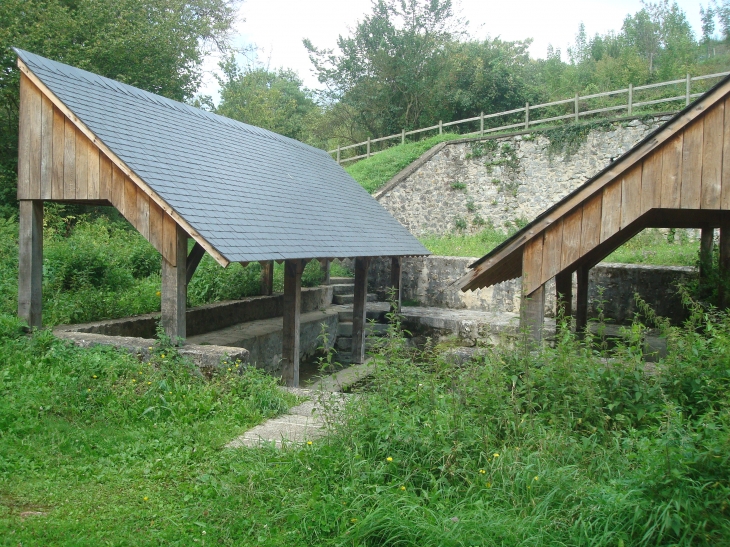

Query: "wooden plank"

xmin=522 ymin=234 xmax=544 ymax=295
xmin=28 ymin=78 xmax=42 ymax=200
xmin=63 ymin=117 xmax=75 ymax=199
xmin=661 ymin=134 xmax=683 ymax=209
xmin=17 ymin=74 xmax=31 ymax=199
xmin=621 ymin=166 xmax=643 ymax=228
xmin=149 ymin=200 xmax=164 ymax=254
xmin=351 ymin=257 xmax=371 ymax=365
xmin=555 ymin=270 xmax=573 ymax=322
xmin=111 ymin=164 xmax=123 ymax=212
xmin=723 ymin=97 xmax=730 ymax=209
xmin=282 ymin=259 xmax=304 ymax=386
xmin=18 ymin=200 xmax=43 ymax=329
xmin=136 ymin=190 xmax=149 ymax=239
xmin=390 ymin=256 xmax=402 ymax=313
xmin=681 ymin=120 xmax=704 ymax=209
xmin=541 ymin=219 xmax=563 ymax=284
xmin=580 ymin=195 xmax=602 ymax=256
xmin=99 ymin=155 xmax=112 ymax=201
xmin=162 ymin=213 xmax=178 ymax=266
xmin=40 ymin=94 xmax=53 ymax=199
xmin=124 ymin=176 xmax=137 ymax=228
xmin=560 ymin=208 xmax=582 ymax=270
xmin=51 ymin=106 xmax=64 ymax=199
xmin=600 ymin=180 xmax=622 ymax=242
xmin=161 ymin=223 xmax=187 ymax=343
xmin=186 ymin=243 xmax=206 ymax=284
xmin=640 ymin=152 xmax=663 ymax=214
xmin=87 ymin=146 xmax=100 ymax=200
xmin=260 ymin=261 xmax=274 ymax=296
xmin=521 ymin=283 xmax=545 ymax=346
xmin=75 ymin=130 xmax=88 ymax=200
xmin=701 ymin=102 xmax=724 ymax=209
xmin=18 ymin=60 xmax=230 ymax=268
xmin=576 ymin=266 xmax=589 ymax=334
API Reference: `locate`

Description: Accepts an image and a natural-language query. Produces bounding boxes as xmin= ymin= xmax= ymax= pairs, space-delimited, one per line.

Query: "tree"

xmin=0 ymin=0 xmax=239 ymax=217
xmin=216 ymin=56 xmax=320 ymax=142
xmin=304 ymin=0 xmax=459 ymax=141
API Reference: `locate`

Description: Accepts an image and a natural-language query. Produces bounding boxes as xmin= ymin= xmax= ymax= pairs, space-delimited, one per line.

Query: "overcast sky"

xmin=199 ymin=0 xmax=706 ymax=101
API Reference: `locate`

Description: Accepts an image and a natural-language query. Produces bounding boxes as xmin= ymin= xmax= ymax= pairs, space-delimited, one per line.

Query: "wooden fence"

xmin=330 ymin=71 xmax=730 ymax=165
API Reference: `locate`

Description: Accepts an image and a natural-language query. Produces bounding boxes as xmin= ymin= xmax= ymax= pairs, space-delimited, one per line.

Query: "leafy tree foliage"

xmin=0 ymin=0 xmax=238 ymax=217
xmin=215 ymin=56 xmax=319 ymax=142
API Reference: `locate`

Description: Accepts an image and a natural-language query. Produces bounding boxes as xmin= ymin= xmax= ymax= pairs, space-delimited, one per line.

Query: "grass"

xmin=1 ymin=293 xmax=729 ymax=545
xmin=344 ymin=133 xmax=460 ymax=194
xmin=421 ymin=227 xmax=701 ymax=266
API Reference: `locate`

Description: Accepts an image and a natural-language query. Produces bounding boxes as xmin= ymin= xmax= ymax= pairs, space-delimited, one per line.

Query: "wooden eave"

xmin=458 ymin=74 xmax=730 ymax=293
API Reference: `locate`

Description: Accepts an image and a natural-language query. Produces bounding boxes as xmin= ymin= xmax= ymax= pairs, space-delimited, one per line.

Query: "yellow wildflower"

xmin=400 ymin=486 xmax=406 ymax=491
xmin=92 ymin=375 xmax=97 ymax=379
xmin=156 ymin=291 xmax=161 ymax=297
xmin=350 ymin=518 xmax=357 ymax=523
xmin=161 ymin=354 xmax=166 ymax=359
xmin=479 ymin=469 xmax=486 ymax=474
xmin=132 ymin=379 xmax=136 ymax=383
xmin=147 ymin=382 xmax=151 ymax=385
xmin=493 ymin=453 xmax=499 ymax=458
xmin=307 ymin=441 xmax=313 ymax=446
xmin=143 ymin=496 xmax=149 ymax=501
xmin=534 ymin=476 xmax=539 ymax=481
xmin=386 ymin=457 xmax=393 ymax=462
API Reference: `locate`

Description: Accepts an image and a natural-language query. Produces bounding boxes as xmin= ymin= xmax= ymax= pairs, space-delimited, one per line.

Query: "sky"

xmin=199 ymin=0 xmax=706 ymax=101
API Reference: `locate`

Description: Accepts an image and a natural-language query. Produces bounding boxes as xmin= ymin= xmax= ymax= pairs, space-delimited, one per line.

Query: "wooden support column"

xmin=700 ymin=228 xmax=715 ymax=297
xmin=390 ymin=256 xmax=402 ymax=313
xmin=555 ymin=270 xmax=573 ymax=328
xmin=352 ymin=257 xmax=371 ymax=364
xmin=323 ymin=259 xmax=331 ymax=285
xmin=719 ymin=227 xmax=730 ymax=308
xmin=161 ymin=224 xmax=187 ymax=344
xmin=281 ymin=259 xmax=303 ymax=387
xmin=521 ymin=284 xmax=545 ymax=345
xmin=18 ymin=200 xmax=43 ymax=329
xmin=260 ymin=260 xmax=274 ymax=296
xmin=576 ymin=266 xmax=589 ymax=335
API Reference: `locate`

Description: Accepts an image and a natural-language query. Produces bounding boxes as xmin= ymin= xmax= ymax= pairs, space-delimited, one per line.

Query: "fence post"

xmin=336 ymin=146 xmax=340 ymax=164
xmin=480 ymin=112 xmax=484 ymax=136
xmin=401 ymin=129 xmax=405 ymax=145
xmin=574 ymin=93 xmax=579 ymax=122
xmin=525 ymin=102 xmax=530 ymax=129
xmin=367 ymin=137 xmax=371 ymax=158
xmin=686 ymin=73 xmax=691 ymax=106
xmin=628 ymin=84 xmax=633 ymax=116
xmin=439 ymin=120 xmax=443 ymax=135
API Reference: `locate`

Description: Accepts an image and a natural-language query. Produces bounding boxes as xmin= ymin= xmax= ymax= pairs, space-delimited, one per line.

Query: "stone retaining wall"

xmin=369 ymin=256 xmax=695 ymax=324
xmin=376 ymin=117 xmax=671 ymax=236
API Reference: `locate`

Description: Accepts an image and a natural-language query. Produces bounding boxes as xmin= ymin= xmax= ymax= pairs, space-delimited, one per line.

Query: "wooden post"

xmin=521 ymin=284 xmax=545 ymax=345
xmin=574 ymin=93 xmax=580 ymax=122
xmin=719 ymin=227 xmax=730 ymax=308
xmin=524 ymin=102 xmax=530 ymax=129
xmin=480 ymin=112 xmax=484 ymax=135
xmin=700 ymin=228 xmax=714 ymax=294
xmin=18 ymin=200 xmax=43 ymax=329
xmin=352 ymin=257 xmax=371 ymax=364
xmin=555 ymin=270 xmax=572 ymax=329
xmin=390 ymin=256 xmax=402 ymax=313
xmin=323 ymin=259 xmax=331 ymax=285
xmin=576 ymin=265 xmax=589 ymax=334
xmin=161 ymin=224 xmax=187 ymax=344
xmin=439 ymin=120 xmax=443 ymax=135
xmin=401 ymin=129 xmax=405 ymax=145
xmin=686 ymin=73 xmax=691 ymax=106
xmin=366 ymin=138 xmax=371 ymax=158
xmin=628 ymin=83 xmax=633 ymax=116
xmin=282 ymin=259 xmax=303 ymax=387
xmin=336 ymin=146 xmax=340 ymax=164
xmin=260 ymin=260 xmax=274 ymax=296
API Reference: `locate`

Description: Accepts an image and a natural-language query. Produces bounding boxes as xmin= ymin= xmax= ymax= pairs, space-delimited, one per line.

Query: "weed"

xmin=451 ymin=181 xmax=467 ymax=191
xmin=453 ymin=216 xmax=467 ymax=231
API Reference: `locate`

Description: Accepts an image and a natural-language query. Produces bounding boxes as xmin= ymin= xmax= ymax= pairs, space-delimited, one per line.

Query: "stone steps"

xmin=337 ymin=321 xmax=389 ymax=337
xmin=333 ymin=293 xmax=378 ymax=305
xmin=329 ymin=277 xmax=354 ymax=285
xmin=331 ymin=283 xmax=357 ymax=296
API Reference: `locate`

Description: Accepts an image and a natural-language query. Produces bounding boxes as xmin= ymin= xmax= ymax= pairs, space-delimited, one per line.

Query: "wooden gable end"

xmin=17 ymin=73 xmax=184 ymax=267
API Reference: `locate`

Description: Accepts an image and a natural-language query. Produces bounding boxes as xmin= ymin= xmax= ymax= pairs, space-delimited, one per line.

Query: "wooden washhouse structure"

xmin=14 ymin=49 xmax=429 ymax=386
xmin=458 ymin=74 xmax=730 ymax=340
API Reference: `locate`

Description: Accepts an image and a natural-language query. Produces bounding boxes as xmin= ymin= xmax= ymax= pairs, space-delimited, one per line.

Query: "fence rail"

xmin=330 ymin=71 xmax=730 ymax=165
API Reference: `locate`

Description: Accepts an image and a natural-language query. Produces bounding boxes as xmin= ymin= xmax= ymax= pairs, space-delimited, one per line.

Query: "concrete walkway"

xmin=225 ymin=361 xmax=375 ymax=449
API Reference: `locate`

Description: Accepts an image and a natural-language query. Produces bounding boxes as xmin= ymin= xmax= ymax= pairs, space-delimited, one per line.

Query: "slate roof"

xmin=15 ymin=49 xmax=429 ymax=263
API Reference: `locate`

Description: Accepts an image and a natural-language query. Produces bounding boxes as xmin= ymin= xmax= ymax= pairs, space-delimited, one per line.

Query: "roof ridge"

xmin=13 ymin=48 xmax=325 ymax=157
